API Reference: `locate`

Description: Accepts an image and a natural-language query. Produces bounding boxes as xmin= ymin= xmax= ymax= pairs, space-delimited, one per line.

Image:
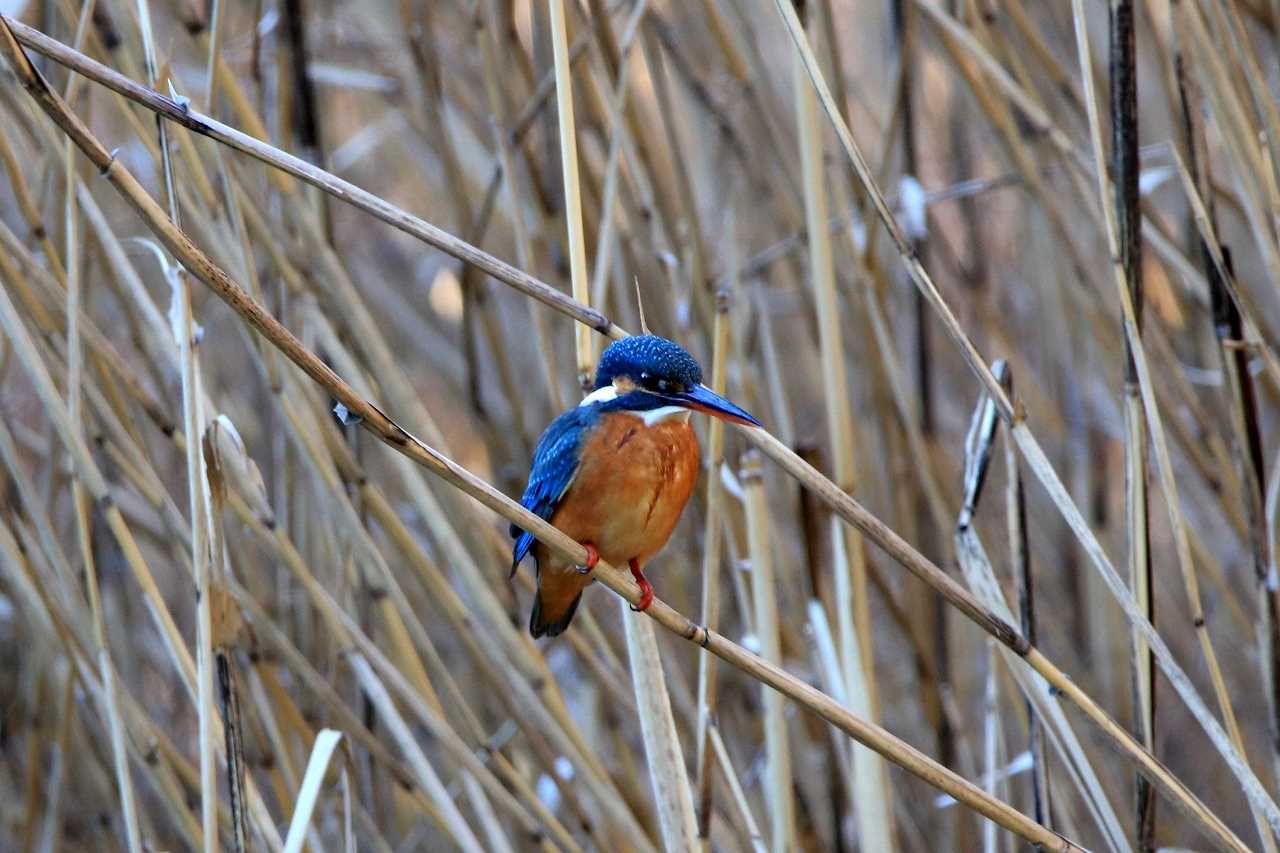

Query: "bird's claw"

xmin=575 ymin=543 xmax=599 ymax=575
xmin=628 ymin=559 xmax=654 ymax=612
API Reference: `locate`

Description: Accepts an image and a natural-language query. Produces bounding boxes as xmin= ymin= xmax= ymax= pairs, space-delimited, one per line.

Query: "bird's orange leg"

xmin=628 ymin=559 xmax=654 ymax=611
xmin=575 ymin=543 xmax=600 ymax=575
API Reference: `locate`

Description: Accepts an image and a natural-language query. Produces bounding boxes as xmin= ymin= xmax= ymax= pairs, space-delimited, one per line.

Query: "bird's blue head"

xmin=590 ymin=335 xmax=761 ymax=426
xmin=594 ymin=335 xmax=702 ymax=392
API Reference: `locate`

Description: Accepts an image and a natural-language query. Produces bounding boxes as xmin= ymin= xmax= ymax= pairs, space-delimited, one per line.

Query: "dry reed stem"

xmin=623 ymin=607 xmax=699 ymax=850
xmin=694 ymin=273 xmax=732 ymax=847
xmin=741 ymin=451 xmax=794 ymax=852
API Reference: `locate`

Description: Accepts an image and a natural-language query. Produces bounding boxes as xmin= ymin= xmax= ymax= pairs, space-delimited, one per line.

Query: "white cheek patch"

xmin=579 ymin=385 xmax=619 ymax=407
xmin=579 ymin=382 xmax=689 ymax=425
xmin=642 ymin=406 xmax=691 ymax=426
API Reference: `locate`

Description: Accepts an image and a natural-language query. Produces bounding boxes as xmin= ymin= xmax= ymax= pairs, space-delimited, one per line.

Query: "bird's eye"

xmin=655 ymin=379 xmax=670 ymax=393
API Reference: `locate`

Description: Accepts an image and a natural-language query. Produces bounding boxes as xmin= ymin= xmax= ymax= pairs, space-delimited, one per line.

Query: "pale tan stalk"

xmin=624 ymin=607 xmax=699 ymax=849
xmin=741 ymin=451 xmax=795 ymax=852
xmin=793 ymin=11 xmax=891 ymax=849
xmin=548 ymin=0 xmax=594 ymax=386
xmin=694 ymin=273 xmax=732 ymax=846
xmin=63 ymin=107 xmax=144 ymax=853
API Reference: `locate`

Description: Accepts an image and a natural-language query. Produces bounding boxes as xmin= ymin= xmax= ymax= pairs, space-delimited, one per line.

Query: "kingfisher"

xmin=510 ymin=334 xmax=761 ymax=638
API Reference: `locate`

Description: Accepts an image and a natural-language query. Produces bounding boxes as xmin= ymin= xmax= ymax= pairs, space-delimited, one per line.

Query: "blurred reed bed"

xmin=0 ymin=0 xmax=1277 ymax=850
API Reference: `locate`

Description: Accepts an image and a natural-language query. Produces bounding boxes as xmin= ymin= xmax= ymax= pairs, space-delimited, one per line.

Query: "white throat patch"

xmin=642 ymin=406 xmax=691 ymax=426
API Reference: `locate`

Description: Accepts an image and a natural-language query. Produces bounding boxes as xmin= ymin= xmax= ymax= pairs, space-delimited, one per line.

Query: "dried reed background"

xmin=0 ymin=0 xmax=1278 ymax=850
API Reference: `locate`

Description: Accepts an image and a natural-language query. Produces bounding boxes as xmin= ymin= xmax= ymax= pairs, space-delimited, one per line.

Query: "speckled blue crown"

xmin=594 ymin=335 xmax=703 ymax=390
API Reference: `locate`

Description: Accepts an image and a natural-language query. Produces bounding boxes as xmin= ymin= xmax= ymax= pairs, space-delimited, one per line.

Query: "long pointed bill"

xmin=670 ymin=384 xmax=762 ymax=427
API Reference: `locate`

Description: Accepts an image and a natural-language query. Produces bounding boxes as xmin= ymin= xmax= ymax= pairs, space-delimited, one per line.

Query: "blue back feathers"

xmin=510 ymin=405 xmax=598 ymax=569
xmin=510 ymin=335 xmax=706 ymax=570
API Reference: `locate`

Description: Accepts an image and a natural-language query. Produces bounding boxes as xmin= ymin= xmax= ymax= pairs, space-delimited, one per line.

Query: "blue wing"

xmin=510 ymin=406 xmax=598 ymax=572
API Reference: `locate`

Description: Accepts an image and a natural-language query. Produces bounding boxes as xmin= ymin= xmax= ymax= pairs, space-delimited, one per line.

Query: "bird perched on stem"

xmin=511 ymin=334 xmax=761 ymax=637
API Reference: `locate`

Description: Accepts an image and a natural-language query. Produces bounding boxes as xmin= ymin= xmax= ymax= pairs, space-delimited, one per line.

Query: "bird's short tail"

xmin=530 ymin=569 xmax=587 ymax=638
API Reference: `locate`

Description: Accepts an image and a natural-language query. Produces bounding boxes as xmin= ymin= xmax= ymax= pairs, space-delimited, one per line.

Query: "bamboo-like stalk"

xmin=624 ymin=606 xmax=699 ymax=850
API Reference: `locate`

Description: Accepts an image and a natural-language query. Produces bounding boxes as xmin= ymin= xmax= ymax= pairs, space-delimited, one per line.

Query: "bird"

xmin=510 ymin=334 xmax=761 ymax=638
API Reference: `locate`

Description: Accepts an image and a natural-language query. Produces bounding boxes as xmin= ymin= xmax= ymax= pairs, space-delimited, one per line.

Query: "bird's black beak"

xmin=670 ymin=385 xmax=762 ymax=427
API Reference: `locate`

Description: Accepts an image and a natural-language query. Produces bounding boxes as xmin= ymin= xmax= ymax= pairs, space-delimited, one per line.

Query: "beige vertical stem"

xmin=547 ymin=0 xmax=593 ymax=385
xmin=742 ymin=451 xmax=794 ymax=852
xmin=624 ymin=605 xmax=699 ymax=849
xmin=792 ymin=16 xmax=892 ymax=850
xmin=64 ymin=125 xmax=144 ymax=853
xmin=695 ymin=278 xmax=732 ymax=847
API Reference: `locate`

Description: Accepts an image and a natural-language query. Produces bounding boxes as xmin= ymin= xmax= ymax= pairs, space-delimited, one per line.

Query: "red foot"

xmin=629 ymin=558 xmax=654 ymax=611
xmin=576 ymin=543 xmax=600 ymax=574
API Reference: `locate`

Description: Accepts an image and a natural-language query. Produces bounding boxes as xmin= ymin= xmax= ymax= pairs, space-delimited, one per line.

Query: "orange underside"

xmin=534 ymin=411 xmax=700 ymax=627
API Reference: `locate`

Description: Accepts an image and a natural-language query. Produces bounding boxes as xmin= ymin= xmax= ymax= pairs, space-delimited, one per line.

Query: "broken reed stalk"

xmin=0 ymin=17 xmax=1255 ymax=850
xmin=0 ymin=25 xmax=1089 ymax=847
xmin=1107 ymin=2 xmax=1156 ymax=848
xmin=1000 ymin=370 xmax=1050 ymax=828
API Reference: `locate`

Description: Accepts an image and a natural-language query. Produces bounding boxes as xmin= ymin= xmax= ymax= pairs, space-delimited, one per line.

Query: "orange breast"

xmin=544 ymin=411 xmax=700 ymax=568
